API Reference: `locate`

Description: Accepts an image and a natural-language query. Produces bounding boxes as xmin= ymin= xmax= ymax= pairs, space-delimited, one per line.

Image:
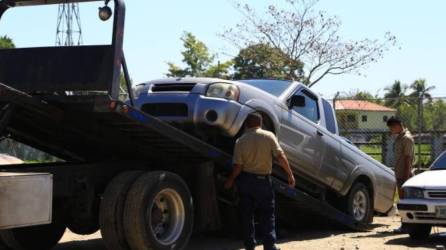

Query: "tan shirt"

xmin=394 ymin=129 xmax=415 ymax=180
xmin=233 ymin=127 xmax=284 ymax=175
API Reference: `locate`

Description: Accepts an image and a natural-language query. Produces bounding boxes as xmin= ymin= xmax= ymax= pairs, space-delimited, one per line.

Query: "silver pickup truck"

xmin=133 ymin=78 xmax=396 ymax=224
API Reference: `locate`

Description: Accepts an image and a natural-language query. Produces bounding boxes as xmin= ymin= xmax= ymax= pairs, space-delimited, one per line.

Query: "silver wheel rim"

xmin=148 ymin=188 xmax=185 ymax=245
xmin=352 ymin=190 xmax=367 ymax=221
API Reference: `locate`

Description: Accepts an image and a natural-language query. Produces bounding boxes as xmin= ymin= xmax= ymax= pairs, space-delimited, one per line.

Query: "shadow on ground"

xmin=54 ymin=218 xmax=353 ymax=250
xmin=385 ymin=233 xmax=446 ymax=249
xmin=55 ymin=217 xmax=446 ymax=250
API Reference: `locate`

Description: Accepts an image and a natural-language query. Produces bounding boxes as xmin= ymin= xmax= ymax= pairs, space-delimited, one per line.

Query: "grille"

xmin=141 ymin=103 xmax=188 ymax=117
xmin=397 ymin=204 xmax=428 ymax=211
xmin=151 ymin=83 xmax=196 ymax=92
xmin=415 ymin=212 xmax=446 ymax=221
xmin=428 ymin=191 xmax=446 ymax=199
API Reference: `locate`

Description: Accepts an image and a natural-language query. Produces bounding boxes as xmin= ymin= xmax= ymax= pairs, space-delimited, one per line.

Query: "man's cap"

xmin=386 ymin=116 xmax=402 ymax=127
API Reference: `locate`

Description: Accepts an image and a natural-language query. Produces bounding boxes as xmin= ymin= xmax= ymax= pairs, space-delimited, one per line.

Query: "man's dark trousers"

xmin=237 ymin=172 xmax=276 ymax=250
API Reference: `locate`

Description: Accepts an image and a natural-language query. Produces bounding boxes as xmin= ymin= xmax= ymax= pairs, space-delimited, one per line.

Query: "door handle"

xmin=316 ymin=130 xmax=324 ymax=137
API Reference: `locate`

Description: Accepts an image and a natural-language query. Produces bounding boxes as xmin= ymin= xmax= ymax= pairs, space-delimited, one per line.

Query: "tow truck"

xmin=0 ymin=1 xmax=368 ymax=249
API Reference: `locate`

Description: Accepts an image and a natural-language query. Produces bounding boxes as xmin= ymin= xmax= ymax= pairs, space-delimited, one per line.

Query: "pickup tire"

xmin=123 ymin=171 xmax=194 ymax=250
xmin=0 ymin=222 xmax=66 ymax=250
xmin=406 ymin=223 xmax=431 ymax=240
xmin=347 ymin=183 xmax=373 ymax=224
xmin=99 ymin=171 xmax=143 ymax=250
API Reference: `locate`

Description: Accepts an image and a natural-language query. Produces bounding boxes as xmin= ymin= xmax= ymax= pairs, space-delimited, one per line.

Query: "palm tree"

xmin=384 ymin=80 xmax=409 ymax=108
xmin=409 ymin=79 xmax=435 ymax=102
xmin=0 ymin=35 xmax=15 ymax=49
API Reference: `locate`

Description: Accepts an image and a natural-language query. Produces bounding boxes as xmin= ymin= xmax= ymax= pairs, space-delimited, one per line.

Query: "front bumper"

xmin=398 ymin=199 xmax=446 ymax=225
xmin=135 ymin=93 xmax=253 ymax=137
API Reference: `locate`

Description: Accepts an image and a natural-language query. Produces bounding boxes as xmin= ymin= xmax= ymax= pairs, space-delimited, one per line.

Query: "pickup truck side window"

xmin=322 ymin=99 xmax=337 ymax=134
xmin=292 ymin=90 xmax=320 ymax=123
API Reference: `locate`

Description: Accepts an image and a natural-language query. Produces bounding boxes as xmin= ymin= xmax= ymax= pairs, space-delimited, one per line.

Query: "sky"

xmin=1 ymin=0 xmax=446 ymax=99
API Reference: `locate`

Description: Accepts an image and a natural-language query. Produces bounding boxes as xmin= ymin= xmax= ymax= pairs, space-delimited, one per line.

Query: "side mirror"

xmin=290 ymin=95 xmax=306 ymax=108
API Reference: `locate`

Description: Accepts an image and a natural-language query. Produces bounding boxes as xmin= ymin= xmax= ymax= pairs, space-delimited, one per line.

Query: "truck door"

xmin=317 ymin=130 xmax=346 ymax=191
xmin=278 ymin=89 xmax=326 ymax=180
xmin=317 ymin=100 xmax=348 ymax=191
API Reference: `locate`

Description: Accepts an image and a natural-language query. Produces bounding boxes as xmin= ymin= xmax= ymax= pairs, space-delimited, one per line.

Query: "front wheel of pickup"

xmin=347 ymin=183 xmax=373 ymax=224
xmin=124 ymin=171 xmax=194 ymax=250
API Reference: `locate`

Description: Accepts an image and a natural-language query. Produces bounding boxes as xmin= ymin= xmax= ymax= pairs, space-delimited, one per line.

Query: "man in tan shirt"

xmin=387 ymin=116 xmax=415 ymax=234
xmin=224 ymin=112 xmax=295 ymax=250
xmin=387 ymin=117 xmax=415 ymax=197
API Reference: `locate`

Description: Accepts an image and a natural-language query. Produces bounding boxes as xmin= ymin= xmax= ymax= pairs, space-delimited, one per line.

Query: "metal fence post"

xmin=431 ymin=132 xmax=444 ymax=161
xmin=417 ymin=95 xmax=423 ymax=169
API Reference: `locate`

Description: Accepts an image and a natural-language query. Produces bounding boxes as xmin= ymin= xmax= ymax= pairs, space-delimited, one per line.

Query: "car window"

xmin=431 ymin=151 xmax=446 ymax=170
xmin=292 ymin=90 xmax=320 ymax=123
xmin=322 ymin=99 xmax=337 ymax=134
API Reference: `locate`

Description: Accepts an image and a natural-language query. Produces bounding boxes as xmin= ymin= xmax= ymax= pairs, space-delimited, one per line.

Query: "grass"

xmin=360 ymin=143 xmax=433 ymax=166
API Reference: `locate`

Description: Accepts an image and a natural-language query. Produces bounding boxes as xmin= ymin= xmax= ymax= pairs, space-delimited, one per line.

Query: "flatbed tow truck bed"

xmin=0 ymin=83 xmax=366 ymax=232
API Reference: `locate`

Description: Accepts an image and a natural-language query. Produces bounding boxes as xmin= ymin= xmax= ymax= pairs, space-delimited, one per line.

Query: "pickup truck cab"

xmin=135 ymin=78 xmax=397 ymax=224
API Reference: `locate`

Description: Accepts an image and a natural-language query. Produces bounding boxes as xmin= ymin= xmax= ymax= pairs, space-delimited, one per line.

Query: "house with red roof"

xmin=335 ymin=100 xmax=397 ymax=131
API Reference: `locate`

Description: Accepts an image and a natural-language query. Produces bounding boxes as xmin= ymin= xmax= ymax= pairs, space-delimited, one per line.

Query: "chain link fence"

xmin=331 ymin=96 xmax=446 ymax=169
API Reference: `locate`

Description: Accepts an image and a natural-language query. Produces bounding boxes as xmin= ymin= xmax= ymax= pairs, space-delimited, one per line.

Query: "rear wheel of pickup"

xmin=124 ymin=171 xmax=193 ymax=250
xmin=406 ymin=223 xmax=431 ymax=240
xmin=347 ymin=183 xmax=373 ymax=224
xmin=100 ymin=171 xmax=143 ymax=250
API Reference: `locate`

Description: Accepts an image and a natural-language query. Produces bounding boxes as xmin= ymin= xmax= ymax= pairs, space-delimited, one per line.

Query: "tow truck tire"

xmin=124 ymin=171 xmax=193 ymax=250
xmin=406 ymin=223 xmax=431 ymax=240
xmin=100 ymin=171 xmax=142 ymax=250
xmin=0 ymin=222 xmax=66 ymax=250
xmin=0 ymin=238 xmax=9 ymax=250
xmin=347 ymin=183 xmax=373 ymax=224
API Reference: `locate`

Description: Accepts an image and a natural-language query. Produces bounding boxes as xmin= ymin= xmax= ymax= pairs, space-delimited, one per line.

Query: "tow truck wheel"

xmin=124 ymin=171 xmax=193 ymax=250
xmin=347 ymin=183 xmax=373 ymax=224
xmin=99 ymin=171 xmax=143 ymax=250
xmin=0 ymin=238 xmax=10 ymax=250
xmin=0 ymin=222 xmax=66 ymax=250
xmin=406 ymin=223 xmax=432 ymax=240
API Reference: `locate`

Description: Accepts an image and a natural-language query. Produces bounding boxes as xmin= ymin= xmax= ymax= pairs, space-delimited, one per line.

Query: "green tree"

xmin=167 ymin=32 xmax=232 ymax=78
xmin=339 ymin=90 xmax=377 ymax=101
xmin=0 ymin=35 xmax=15 ymax=49
xmin=233 ymin=43 xmax=304 ymax=80
xmin=384 ymin=80 xmax=409 ymax=109
xmin=421 ymin=99 xmax=446 ymax=131
xmin=204 ymin=60 xmax=234 ymax=78
xmin=409 ymin=79 xmax=435 ymax=101
xmin=221 ymin=0 xmax=396 ymax=86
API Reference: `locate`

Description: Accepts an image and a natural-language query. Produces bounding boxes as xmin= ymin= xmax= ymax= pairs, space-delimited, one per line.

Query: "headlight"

xmin=206 ymin=83 xmax=240 ymax=101
xmin=132 ymin=84 xmax=146 ymax=98
xmin=403 ymin=187 xmax=425 ymax=199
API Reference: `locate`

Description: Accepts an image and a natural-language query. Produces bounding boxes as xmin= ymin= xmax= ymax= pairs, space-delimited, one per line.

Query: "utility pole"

xmin=56 ymin=1 xmax=83 ymax=46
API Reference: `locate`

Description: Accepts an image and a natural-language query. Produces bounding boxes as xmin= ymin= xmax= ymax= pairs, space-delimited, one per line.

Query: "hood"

xmin=403 ymin=169 xmax=446 ymax=189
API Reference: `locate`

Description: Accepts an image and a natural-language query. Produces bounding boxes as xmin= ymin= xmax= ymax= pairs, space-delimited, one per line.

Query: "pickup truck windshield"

xmin=431 ymin=151 xmax=446 ymax=170
xmin=240 ymin=80 xmax=292 ymax=97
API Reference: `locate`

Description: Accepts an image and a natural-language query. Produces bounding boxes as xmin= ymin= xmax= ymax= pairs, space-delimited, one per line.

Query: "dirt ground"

xmin=55 ymin=216 xmax=446 ymax=250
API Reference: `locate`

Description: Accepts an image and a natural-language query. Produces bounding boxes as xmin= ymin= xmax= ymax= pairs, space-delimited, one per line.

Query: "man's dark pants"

xmin=237 ymin=172 xmax=276 ymax=250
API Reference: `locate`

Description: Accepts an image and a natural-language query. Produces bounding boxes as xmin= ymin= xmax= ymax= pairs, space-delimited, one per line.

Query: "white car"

xmin=398 ymin=151 xmax=446 ymax=239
